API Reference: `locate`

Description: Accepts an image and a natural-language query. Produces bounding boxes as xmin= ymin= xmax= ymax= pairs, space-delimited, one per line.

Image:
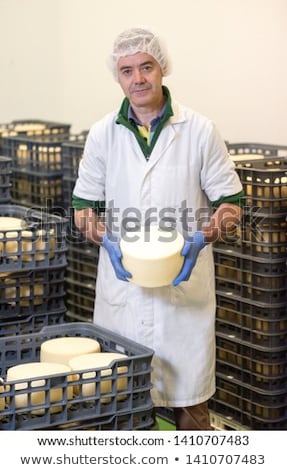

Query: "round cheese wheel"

xmin=120 ymin=225 xmax=184 ymax=287
xmin=68 ymin=352 xmax=128 ymax=402
xmin=14 ymin=123 xmax=46 ymax=132
xmin=0 ymin=217 xmax=27 ymax=261
xmin=4 ymin=277 xmax=44 ymax=306
xmin=0 ymin=384 xmax=5 ymax=411
xmin=231 ymin=154 xmax=264 ymax=161
xmin=0 ymin=217 xmax=55 ymax=262
xmin=40 ymin=337 xmax=101 ymax=366
xmin=6 ymin=362 xmax=73 ymax=414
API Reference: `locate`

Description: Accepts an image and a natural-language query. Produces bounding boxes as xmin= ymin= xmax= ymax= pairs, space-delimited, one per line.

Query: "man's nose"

xmin=133 ymin=68 xmax=145 ymax=83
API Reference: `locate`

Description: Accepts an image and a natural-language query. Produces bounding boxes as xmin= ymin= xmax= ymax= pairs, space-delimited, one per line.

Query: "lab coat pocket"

xmin=170 ymin=250 xmax=214 ymax=308
xmin=97 ymin=249 xmax=128 ymax=306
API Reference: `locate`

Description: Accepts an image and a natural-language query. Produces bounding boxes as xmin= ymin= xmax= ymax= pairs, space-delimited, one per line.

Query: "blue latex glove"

xmin=173 ymin=231 xmax=206 ymax=286
xmin=102 ymin=233 xmax=132 ymax=282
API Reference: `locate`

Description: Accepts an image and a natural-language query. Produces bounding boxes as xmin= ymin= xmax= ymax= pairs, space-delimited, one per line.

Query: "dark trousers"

xmin=173 ymin=401 xmax=212 ymax=430
xmin=155 ymin=401 xmax=212 ymax=430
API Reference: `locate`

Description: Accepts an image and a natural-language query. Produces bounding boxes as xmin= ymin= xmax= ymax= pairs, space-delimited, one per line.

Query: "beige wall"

xmin=1 ymin=0 xmax=286 ymax=144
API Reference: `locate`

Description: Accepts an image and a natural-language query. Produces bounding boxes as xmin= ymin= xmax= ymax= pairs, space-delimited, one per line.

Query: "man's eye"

xmin=142 ymin=65 xmax=152 ymax=72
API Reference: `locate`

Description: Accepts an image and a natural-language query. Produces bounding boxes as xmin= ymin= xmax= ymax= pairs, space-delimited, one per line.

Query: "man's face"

xmin=117 ymin=52 xmax=163 ymax=109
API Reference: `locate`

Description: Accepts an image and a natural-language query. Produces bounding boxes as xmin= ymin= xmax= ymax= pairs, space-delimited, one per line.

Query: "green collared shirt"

xmin=72 ymin=87 xmax=244 ymax=211
xmin=116 ymin=85 xmax=173 ymax=160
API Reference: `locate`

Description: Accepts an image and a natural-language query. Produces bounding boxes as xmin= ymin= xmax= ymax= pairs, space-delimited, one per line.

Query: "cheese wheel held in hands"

xmin=120 ymin=225 xmax=184 ymax=287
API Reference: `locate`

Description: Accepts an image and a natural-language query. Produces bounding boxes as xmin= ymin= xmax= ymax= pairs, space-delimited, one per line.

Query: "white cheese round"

xmin=40 ymin=337 xmax=101 ymax=366
xmin=0 ymin=217 xmax=55 ymax=262
xmin=120 ymin=225 xmax=184 ymax=287
xmin=4 ymin=276 xmax=44 ymax=306
xmin=0 ymin=384 xmax=5 ymax=411
xmin=6 ymin=362 xmax=73 ymax=414
xmin=68 ymin=352 xmax=128 ymax=402
xmin=231 ymin=154 xmax=264 ymax=161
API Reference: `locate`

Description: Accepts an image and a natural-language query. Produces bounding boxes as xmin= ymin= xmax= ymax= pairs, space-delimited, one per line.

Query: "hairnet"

xmin=109 ymin=27 xmax=171 ymax=81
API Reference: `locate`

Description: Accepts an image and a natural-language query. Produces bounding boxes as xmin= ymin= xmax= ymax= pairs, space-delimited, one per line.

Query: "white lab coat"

xmin=73 ymin=99 xmax=242 ymax=407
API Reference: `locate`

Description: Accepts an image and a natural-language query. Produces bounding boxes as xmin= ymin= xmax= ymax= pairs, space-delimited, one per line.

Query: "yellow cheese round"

xmin=231 ymin=154 xmax=264 ymax=161
xmin=40 ymin=337 xmax=101 ymax=366
xmin=4 ymin=277 xmax=44 ymax=306
xmin=14 ymin=123 xmax=46 ymax=132
xmin=120 ymin=225 xmax=184 ymax=287
xmin=6 ymin=362 xmax=73 ymax=414
xmin=0 ymin=384 xmax=5 ymax=411
xmin=68 ymin=352 xmax=128 ymax=402
xmin=0 ymin=217 xmax=55 ymax=262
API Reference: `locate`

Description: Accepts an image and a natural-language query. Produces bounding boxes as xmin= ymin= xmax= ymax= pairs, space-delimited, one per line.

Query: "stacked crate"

xmin=0 ymin=322 xmax=154 ymax=430
xmin=62 ymin=133 xmax=98 ymax=323
xmin=210 ymin=145 xmax=287 ymax=429
xmin=0 ymin=121 xmax=71 ymax=336
xmin=0 ymin=156 xmax=12 ymax=204
xmin=0 ymin=119 xmax=71 ymax=152
xmin=3 ymin=135 xmax=68 ymax=211
xmin=0 ymin=204 xmax=68 ymax=337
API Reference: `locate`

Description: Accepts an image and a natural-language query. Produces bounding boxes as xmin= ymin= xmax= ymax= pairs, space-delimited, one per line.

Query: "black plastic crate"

xmin=2 ymin=119 xmax=70 ymax=136
xmin=62 ymin=175 xmax=76 ymax=211
xmin=209 ymin=399 xmax=287 ymax=430
xmin=216 ymin=288 xmax=287 ymax=322
xmin=215 ymin=249 xmax=287 ymax=300
xmin=0 ymin=156 xmax=12 ymax=175
xmin=220 ymin=213 xmax=287 ymax=259
xmin=0 ymin=204 xmax=67 ymax=272
xmin=216 ymin=334 xmax=287 ymax=378
xmin=216 ymin=358 xmax=287 ymax=392
xmin=214 ymin=245 xmax=287 ymax=286
xmin=216 ymin=319 xmax=287 ymax=353
xmin=3 ymin=134 xmax=67 ymax=174
xmin=216 ymin=317 xmax=287 ymax=349
xmin=65 ymin=278 xmax=95 ymax=314
xmin=66 ymin=242 xmax=98 ymax=285
xmin=0 ymin=308 xmax=66 ymax=337
xmin=234 ymin=158 xmax=287 ymax=214
xmin=62 ymin=133 xmax=87 ymax=179
xmin=0 ymin=119 xmax=71 ymax=152
xmin=227 ymin=142 xmax=287 ymax=159
xmin=65 ymin=270 xmax=96 ymax=292
xmin=0 ymin=322 xmax=154 ymax=430
xmin=0 ymin=156 xmax=12 ymax=203
xmin=0 ymin=264 xmax=67 ymax=318
xmin=211 ymin=374 xmax=287 ymax=428
xmin=66 ymin=244 xmax=98 ymax=275
xmin=216 ymin=294 xmax=287 ymax=336
xmin=65 ymin=307 xmax=93 ymax=323
xmin=215 ymin=276 xmax=286 ymax=303
xmin=55 ymin=406 xmax=154 ymax=431
xmin=10 ymin=170 xmax=64 ymax=209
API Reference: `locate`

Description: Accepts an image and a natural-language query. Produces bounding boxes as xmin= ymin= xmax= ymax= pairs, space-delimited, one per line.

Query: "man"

xmin=72 ymin=27 xmax=243 ymax=430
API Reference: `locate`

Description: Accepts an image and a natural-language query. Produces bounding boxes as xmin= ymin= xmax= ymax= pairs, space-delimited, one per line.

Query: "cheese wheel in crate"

xmin=231 ymin=154 xmax=264 ymax=161
xmin=40 ymin=337 xmax=101 ymax=366
xmin=4 ymin=276 xmax=44 ymax=306
xmin=120 ymin=225 xmax=184 ymax=287
xmin=0 ymin=383 xmax=5 ymax=411
xmin=68 ymin=352 xmax=128 ymax=402
xmin=0 ymin=216 xmax=55 ymax=262
xmin=13 ymin=123 xmax=46 ymax=132
xmin=0 ymin=217 xmax=26 ymax=260
xmin=6 ymin=362 xmax=73 ymax=414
